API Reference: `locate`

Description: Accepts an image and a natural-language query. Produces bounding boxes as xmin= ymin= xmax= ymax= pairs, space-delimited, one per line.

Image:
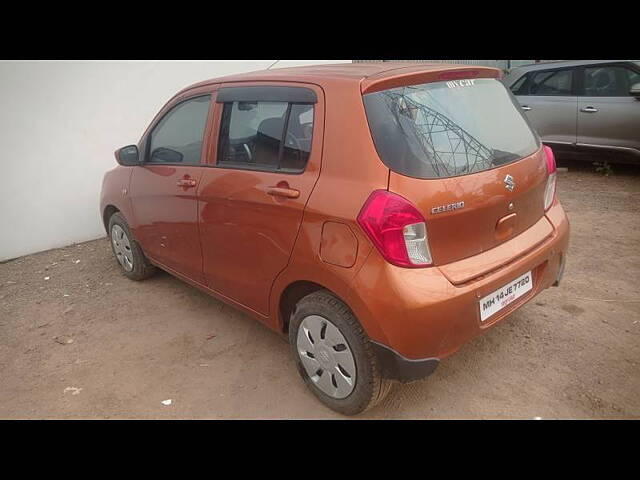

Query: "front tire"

xmin=108 ymin=212 xmax=156 ymax=281
xmin=289 ymin=290 xmax=392 ymax=415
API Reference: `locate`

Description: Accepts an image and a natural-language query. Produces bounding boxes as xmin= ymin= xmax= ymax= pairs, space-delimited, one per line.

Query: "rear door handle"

xmin=176 ymin=179 xmax=197 ymax=188
xmin=581 ymin=106 xmax=598 ymax=113
xmin=266 ymin=186 xmax=300 ymax=199
xmin=521 ymin=105 xmax=532 ymax=111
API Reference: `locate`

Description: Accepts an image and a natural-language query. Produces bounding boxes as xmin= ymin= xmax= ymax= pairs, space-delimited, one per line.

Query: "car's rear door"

xmin=576 ymin=62 xmax=640 ymax=155
xmin=511 ymin=67 xmax=578 ymax=146
xmin=129 ymin=89 xmax=216 ymax=284
xmin=197 ymin=83 xmax=324 ymax=315
xmin=363 ymin=76 xmax=549 ymax=267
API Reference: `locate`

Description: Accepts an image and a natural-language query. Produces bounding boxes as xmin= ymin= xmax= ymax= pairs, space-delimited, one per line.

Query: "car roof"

xmin=179 ymin=62 xmax=501 ymax=96
xmin=505 ymin=59 xmax=638 ymax=76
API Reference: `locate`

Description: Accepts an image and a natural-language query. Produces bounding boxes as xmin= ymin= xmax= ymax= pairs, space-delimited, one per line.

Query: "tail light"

xmin=357 ymin=190 xmax=432 ymax=268
xmin=543 ymin=145 xmax=557 ymax=211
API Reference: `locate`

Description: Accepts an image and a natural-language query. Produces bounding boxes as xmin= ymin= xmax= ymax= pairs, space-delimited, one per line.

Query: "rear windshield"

xmin=363 ymin=78 xmax=539 ymax=179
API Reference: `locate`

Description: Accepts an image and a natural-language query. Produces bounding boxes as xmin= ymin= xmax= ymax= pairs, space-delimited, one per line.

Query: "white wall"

xmin=0 ymin=60 xmax=350 ymax=261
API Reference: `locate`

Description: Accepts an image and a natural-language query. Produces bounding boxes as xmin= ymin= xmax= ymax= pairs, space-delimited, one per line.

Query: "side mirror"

xmin=631 ymin=83 xmax=640 ymax=99
xmin=115 ymin=145 xmax=140 ymax=166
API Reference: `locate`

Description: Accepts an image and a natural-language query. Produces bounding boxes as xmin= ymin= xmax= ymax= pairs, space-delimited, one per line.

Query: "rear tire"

xmin=289 ymin=290 xmax=392 ymax=415
xmin=108 ymin=212 xmax=156 ymax=281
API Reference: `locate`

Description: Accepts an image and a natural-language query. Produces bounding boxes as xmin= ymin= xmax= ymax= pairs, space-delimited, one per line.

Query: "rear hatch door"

xmin=363 ymin=75 xmax=549 ymax=267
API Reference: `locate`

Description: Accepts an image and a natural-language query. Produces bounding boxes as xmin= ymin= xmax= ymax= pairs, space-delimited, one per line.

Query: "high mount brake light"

xmin=357 ymin=190 xmax=432 ymax=268
xmin=437 ymin=70 xmax=480 ymax=81
xmin=543 ymin=145 xmax=557 ymax=211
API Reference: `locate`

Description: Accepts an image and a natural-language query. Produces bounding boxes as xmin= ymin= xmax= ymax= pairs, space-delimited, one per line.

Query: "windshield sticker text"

xmin=446 ymin=79 xmax=476 ymax=88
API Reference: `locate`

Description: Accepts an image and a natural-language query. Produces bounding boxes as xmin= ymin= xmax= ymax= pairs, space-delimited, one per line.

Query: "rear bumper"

xmin=353 ymin=201 xmax=570 ymax=381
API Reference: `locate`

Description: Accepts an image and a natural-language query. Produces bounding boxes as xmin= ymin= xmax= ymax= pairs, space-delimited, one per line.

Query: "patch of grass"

xmin=593 ymin=161 xmax=613 ymax=176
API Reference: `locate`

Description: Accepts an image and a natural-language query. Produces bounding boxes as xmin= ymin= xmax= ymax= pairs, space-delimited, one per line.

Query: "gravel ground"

xmin=1 ymin=163 xmax=639 ymax=419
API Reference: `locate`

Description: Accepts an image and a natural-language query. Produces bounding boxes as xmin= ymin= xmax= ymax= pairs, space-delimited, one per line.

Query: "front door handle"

xmin=176 ymin=179 xmax=197 ymax=188
xmin=266 ymin=186 xmax=300 ymax=199
xmin=581 ymin=106 xmax=598 ymax=113
xmin=521 ymin=105 xmax=532 ymax=111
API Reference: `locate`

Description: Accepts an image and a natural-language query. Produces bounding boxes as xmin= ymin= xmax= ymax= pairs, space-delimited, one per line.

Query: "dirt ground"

xmin=1 ymin=163 xmax=639 ymax=419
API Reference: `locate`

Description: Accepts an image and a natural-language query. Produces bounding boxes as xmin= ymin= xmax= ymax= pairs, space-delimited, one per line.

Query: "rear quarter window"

xmin=363 ymin=78 xmax=540 ymax=179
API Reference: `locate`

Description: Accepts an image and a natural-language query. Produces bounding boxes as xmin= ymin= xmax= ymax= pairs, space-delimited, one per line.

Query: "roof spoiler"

xmin=360 ymin=65 xmax=502 ymax=95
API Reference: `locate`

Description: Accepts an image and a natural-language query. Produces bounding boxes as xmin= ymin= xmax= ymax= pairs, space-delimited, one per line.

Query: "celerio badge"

xmin=431 ymin=201 xmax=465 ymax=215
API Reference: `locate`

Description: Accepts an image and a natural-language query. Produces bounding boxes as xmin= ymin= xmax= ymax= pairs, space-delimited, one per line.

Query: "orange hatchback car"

xmin=100 ymin=63 xmax=570 ymax=414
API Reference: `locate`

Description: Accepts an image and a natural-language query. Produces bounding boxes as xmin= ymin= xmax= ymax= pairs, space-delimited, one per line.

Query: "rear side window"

xmin=148 ymin=95 xmax=211 ymax=164
xmin=583 ymin=65 xmax=640 ymax=96
xmin=363 ymin=78 xmax=539 ymax=179
xmin=217 ymin=101 xmax=314 ymax=172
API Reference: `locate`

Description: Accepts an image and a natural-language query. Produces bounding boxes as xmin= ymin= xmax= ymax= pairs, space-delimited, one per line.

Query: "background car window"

xmin=527 ymin=69 xmax=573 ymax=96
xmin=218 ymin=101 xmax=314 ymax=172
xmin=148 ymin=96 xmax=211 ymax=164
xmin=584 ymin=65 xmax=640 ymax=96
xmin=510 ymin=74 xmax=529 ymax=95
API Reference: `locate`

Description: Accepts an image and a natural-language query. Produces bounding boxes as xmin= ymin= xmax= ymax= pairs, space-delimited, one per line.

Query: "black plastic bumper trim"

xmin=371 ymin=341 xmax=440 ymax=383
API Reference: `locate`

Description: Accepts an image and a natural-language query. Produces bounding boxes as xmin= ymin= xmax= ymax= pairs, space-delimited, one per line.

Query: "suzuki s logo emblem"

xmin=504 ymin=174 xmax=516 ymax=192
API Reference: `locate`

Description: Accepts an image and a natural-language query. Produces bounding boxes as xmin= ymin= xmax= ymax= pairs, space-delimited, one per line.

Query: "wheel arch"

xmin=275 ymin=274 xmax=388 ymax=347
xmin=278 ymin=280 xmax=329 ymax=334
xmin=102 ymin=204 xmax=120 ymax=233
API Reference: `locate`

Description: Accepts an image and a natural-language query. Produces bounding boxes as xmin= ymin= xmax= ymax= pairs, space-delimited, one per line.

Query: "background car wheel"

xmin=108 ymin=212 xmax=156 ymax=281
xmin=289 ymin=290 xmax=392 ymax=415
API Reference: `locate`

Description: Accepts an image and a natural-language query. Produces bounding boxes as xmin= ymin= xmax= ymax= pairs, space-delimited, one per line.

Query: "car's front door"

xmin=129 ymin=91 xmax=215 ymax=284
xmin=576 ymin=63 xmax=640 ymax=155
xmin=198 ymin=84 xmax=323 ymax=315
xmin=512 ymin=67 xmax=578 ymax=146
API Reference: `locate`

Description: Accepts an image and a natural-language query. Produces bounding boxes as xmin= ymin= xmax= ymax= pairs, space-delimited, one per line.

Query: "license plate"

xmin=479 ymin=271 xmax=532 ymax=322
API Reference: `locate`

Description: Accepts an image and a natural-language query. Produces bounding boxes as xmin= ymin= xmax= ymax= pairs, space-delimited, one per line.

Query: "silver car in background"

xmin=503 ymin=60 xmax=640 ymax=162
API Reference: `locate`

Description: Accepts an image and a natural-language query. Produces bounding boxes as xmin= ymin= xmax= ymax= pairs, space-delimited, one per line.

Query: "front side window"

xmin=526 ymin=69 xmax=574 ymax=96
xmin=363 ymin=78 xmax=539 ymax=179
xmin=217 ymin=101 xmax=314 ymax=172
xmin=583 ymin=65 xmax=640 ymax=97
xmin=148 ymin=95 xmax=211 ymax=164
